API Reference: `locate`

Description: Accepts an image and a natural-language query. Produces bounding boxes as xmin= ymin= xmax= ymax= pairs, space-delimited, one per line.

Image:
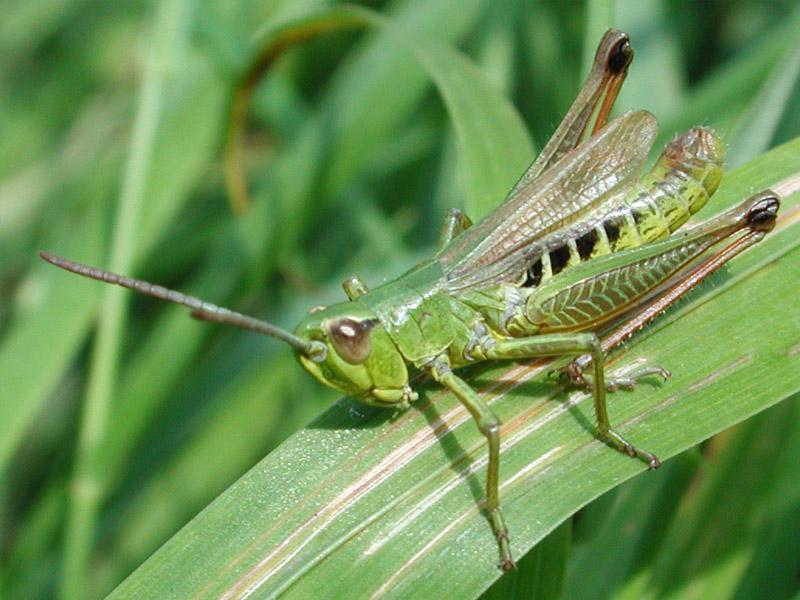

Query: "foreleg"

xmin=430 ymin=358 xmax=515 ymax=571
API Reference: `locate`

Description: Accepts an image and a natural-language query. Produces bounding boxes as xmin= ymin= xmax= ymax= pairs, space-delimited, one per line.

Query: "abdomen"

xmin=522 ymin=127 xmax=725 ymax=288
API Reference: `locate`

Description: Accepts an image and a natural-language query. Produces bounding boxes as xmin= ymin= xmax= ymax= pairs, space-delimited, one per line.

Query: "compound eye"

xmin=327 ymin=318 xmax=375 ymax=364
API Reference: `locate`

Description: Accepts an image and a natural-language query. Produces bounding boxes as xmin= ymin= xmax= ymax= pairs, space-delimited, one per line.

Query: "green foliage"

xmin=1 ymin=1 xmax=799 ymax=598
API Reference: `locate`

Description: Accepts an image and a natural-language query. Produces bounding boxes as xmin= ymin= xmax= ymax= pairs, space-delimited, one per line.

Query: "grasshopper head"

xmin=293 ymin=302 xmax=414 ymax=406
xmin=38 ymin=252 xmax=415 ymax=407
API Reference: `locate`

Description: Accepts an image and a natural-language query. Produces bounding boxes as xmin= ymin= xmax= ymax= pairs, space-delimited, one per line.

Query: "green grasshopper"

xmin=41 ymin=30 xmax=780 ymax=570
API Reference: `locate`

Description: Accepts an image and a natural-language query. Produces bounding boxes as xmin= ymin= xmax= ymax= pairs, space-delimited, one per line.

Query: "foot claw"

xmin=605 ymin=364 xmax=671 ymax=392
xmin=564 ymin=360 xmax=670 ymax=393
xmin=605 ymin=430 xmax=660 ymax=469
xmin=645 ymin=365 xmax=670 ymax=380
xmin=501 ymin=558 xmax=517 ymax=572
xmin=488 ymin=508 xmax=514 ymax=572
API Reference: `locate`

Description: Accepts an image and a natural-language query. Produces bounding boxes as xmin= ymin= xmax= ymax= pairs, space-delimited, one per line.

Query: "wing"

xmin=439 ymin=110 xmax=658 ymax=291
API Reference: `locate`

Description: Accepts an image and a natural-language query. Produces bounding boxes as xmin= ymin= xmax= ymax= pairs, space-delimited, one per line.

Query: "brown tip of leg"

xmin=649 ymin=456 xmax=661 ymax=470
xmin=502 ymin=558 xmax=517 ymax=572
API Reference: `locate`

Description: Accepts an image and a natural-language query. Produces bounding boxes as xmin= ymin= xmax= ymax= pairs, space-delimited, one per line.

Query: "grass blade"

xmin=484 ymin=519 xmax=571 ymax=600
xmin=109 ymin=137 xmax=800 ymax=599
xmin=727 ymin=12 xmax=800 ymax=167
xmin=60 ymin=2 xmax=194 ymax=597
xmin=225 ymin=3 xmax=533 ymax=220
xmin=629 ymin=400 xmax=800 ymax=600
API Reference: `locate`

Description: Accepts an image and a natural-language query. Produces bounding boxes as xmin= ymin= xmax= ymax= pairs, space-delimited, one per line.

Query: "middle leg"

xmin=484 ymin=333 xmax=660 ymax=468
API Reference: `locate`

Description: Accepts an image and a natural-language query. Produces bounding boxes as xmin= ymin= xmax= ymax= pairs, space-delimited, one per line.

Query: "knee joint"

xmin=481 ymin=420 xmax=500 ymax=439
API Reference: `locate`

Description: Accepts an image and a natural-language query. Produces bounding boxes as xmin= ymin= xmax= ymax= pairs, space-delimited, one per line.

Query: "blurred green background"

xmin=2 ymin=0 xmax=799 ymax=598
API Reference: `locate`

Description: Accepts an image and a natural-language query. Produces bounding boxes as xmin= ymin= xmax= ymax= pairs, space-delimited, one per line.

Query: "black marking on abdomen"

xmin=523 ymin=258 xmax=543 ymax=287
xmin=632 ymin=206 xmax=649 ymax=224
xmin=549 ymin=245 xmax=570 ymax=275
xmin=576 ymin=229 xmax=597 ymax=259
xmin=603 ymin=217 xmax=623 ymax=244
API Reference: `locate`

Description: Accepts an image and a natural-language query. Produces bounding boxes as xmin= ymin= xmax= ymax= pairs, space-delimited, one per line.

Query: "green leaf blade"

xmin=110 ymin=139 xmax=800 ymax=599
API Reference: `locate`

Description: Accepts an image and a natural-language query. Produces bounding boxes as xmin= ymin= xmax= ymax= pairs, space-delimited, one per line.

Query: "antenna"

xmin=39 ymin=251 xmax=326 ymax=360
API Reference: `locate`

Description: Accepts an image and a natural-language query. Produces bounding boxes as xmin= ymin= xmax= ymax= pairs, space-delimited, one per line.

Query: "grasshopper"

xmin=41 ymin=30 xmax=780 ymax=570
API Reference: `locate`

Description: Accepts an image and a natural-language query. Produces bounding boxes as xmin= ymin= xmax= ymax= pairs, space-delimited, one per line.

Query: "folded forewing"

xmin=440 ymin=110 xmax=658 ymax=291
